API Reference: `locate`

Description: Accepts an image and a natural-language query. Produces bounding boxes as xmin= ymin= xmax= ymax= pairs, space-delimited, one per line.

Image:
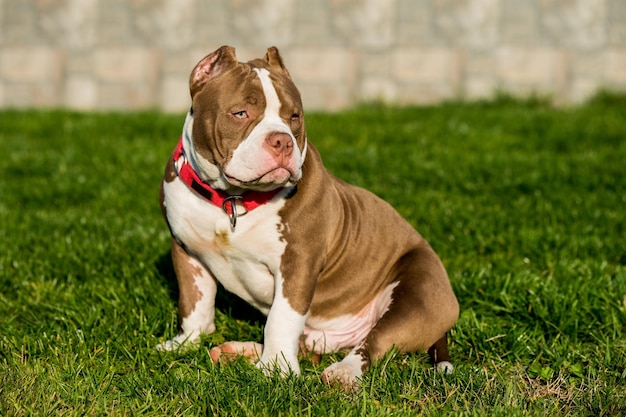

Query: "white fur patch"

xmin=163 ymin=172 xmax=289 ymax=314
xmin=257 ymin=273 xmax=306 ymax=375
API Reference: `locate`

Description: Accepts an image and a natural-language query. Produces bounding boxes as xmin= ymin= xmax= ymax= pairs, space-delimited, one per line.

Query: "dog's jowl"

xmin=158 ymin=45 xmax=459 ymax=389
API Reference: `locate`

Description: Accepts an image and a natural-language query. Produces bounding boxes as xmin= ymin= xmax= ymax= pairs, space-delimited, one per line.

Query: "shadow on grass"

xmin=155 ymin=250 xmax=266 ymax=327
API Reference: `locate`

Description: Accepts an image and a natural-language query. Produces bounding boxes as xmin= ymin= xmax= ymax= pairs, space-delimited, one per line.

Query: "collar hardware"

xmin=222 ymin=195 xmax=245 ymax=229
xmin=171 ymin=136 xmax=282 ymax=230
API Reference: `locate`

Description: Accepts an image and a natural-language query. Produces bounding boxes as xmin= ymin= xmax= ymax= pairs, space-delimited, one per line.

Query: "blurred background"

xmin=1 ymin=0 xmax=625 ymax=112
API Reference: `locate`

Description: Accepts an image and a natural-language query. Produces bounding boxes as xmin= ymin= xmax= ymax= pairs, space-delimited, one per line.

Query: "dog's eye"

xmin=232 ymin=110 xmax=248 ymax=119
xmin=290 ymin=113 xmax=301 ymax=121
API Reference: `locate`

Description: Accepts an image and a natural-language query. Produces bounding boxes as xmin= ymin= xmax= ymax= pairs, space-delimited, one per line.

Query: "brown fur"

xmin=170 ymin=237 xmax=204 ymax=319
xmin=279 ymin=144 xmax=459 ymax=367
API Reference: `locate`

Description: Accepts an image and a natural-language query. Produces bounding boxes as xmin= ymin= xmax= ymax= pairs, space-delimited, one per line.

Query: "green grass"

xmin=1 ymin=93 xmax=625 ymax=416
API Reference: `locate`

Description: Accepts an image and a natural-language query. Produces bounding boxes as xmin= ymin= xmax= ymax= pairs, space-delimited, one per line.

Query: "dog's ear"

xmin=190 ymin=46 xmax=238 ymax=97
xmin=264 ymin=46 xmax=291 ymax=76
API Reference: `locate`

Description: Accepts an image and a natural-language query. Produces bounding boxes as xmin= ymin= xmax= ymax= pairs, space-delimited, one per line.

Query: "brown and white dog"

xmin=158 ymin=45 xmax=459 ymax=388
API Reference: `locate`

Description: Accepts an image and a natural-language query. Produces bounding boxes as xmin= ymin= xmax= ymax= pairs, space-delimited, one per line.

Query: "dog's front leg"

xmin=157 ymin=237 xmax=218 ymax=351
xmin=256 ymin=274 xmax=307 ymax=376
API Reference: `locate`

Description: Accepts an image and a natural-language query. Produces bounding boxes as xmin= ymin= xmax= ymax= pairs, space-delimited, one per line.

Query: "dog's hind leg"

xmin=321 ymin=241 xmax=459 ymax=389
xmin=209 ymin=341 xmax=263 ymax=364
xmin=428 ymin=334 xmax=454 ymax=373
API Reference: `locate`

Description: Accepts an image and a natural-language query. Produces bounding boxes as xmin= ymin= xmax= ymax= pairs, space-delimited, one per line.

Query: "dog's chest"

xmin=163 ymin=177 xmax=286 ymax=314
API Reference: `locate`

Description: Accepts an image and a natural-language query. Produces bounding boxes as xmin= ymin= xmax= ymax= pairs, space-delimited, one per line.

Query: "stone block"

xmin=571 ymin=51 xmax=605 ymax=77
xmin=160 ymin=75 xmax=190 ymax=113
xmin=464 ymin=51 xmax=498 ymax=99
xmin=604 ymin=48 xmax=626 ymax=84
xmin=2 ymin=0 xmax=38 ymax=44
xmin=38 ymin=0 xmax=98 ymax=50
xmin=330 ymin=0 xmax=396 ymax=49
xmin=133 ymin=0 xmax=194 ymax=50
xmin=395 ymin=0 xmax=438 ymax=46
xmin=391 ymin=47 xmax=461 ymax=86
xmin=161 ymin=51 xmax=193 ymax=76
xmin=539 ymin=0 xmax=607 ymax=51
xmin=465 ymin=51 xmax=495 ymax=77
xmin=287 ymin=47 xmax=357 ymax=110
xmin=189 ymin=1 xmax=232 ymax=48
xmin=297 ymin=81 xmax=352 ymax=111
xmin=293 ymin=1 xmax=334 ymax=45
xmin=464 ymin=76 xmax=498 ymax=100
xmin=608 ymin=0 xmax=626 ymax=43
xmin=0 ymin=47 xmax=63 ymax=82
xmin=390 ymin=47 xmax=462 ymax=104
xmin=93 ymin=48 xmax=159 ymax=83
xmin=0 ymin=45 xmax=63 ymax=106
xmin=0 ymin=0 xmax=4 ymax=44
xmin=395 ymin=81 xmax=458 ymax=105
xmin=359 ymin=77 xmax=398 ymax=103
xmin=1 ymin=83 xmax=60 ymax=107
xmin=66 ymin=52 xmax=95 ymax=74
xmin=228 ymin=0 xmax=296 ymax=48
xmin=360 ymin=51 xmax=392 ymax=78
xmin=569 ymin=78 xmax=601 ymax=103
xmin=96 ymin=83 xmax=155 ymax=110
xmin=495 ymin=47 xmax=567 ymax=92
xmin=288 ymin=47 xmax=357 ymax=84
xmin=434 ymin=0 xmax=501 ymax=50
xmin=501 ymin=0 xmax=542 ymax=45
xmin=64 ymin=76 xmax=98 ymax=110
xmin=97 ymin=0 xmax=134 ymax=45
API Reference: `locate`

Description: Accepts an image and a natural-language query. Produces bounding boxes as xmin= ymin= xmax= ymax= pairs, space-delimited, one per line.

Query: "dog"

xmin=158 ymin=45 xmax=459 ymax=388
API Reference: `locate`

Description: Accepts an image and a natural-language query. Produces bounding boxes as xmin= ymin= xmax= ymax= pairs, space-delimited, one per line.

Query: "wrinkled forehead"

xmin=248 ymin=59 xmax=303 ymax=110
xmin=191 ymin=59 xmax=302 ymax=117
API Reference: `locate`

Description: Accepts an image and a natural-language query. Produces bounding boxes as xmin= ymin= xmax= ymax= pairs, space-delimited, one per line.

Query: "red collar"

xmin=172 ymin=137 xmax=282 ymax=227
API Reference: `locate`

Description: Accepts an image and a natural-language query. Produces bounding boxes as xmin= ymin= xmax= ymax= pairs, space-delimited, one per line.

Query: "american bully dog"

xmin=158 ymin=46 xmax=459 ymax=388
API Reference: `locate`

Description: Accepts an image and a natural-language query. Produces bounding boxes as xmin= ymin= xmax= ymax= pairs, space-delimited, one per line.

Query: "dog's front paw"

xmin=256 ymin=351 xmax=300 ymax=376
xmin=155 ymin=333 xmax=200 ymax=351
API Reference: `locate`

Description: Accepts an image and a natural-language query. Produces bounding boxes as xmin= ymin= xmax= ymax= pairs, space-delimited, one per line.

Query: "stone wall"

xmin=1 ymin=0 xmax=625 ymax=112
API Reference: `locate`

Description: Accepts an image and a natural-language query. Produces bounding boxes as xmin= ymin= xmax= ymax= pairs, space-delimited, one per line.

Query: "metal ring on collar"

xmin=222 ymin=195 xmax=246 ymax=229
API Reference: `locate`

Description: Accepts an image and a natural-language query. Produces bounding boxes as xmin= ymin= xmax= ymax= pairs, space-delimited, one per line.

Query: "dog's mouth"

xmin=224 ymin=167 xmax=298 ymax=191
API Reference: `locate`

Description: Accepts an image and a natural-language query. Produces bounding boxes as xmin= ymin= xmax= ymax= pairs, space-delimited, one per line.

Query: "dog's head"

xmin=185 ymin=46 xmax=307 ymax=193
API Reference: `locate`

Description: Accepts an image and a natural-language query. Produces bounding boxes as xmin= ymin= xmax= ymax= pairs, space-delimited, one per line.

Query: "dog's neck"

xmin=171 ymin=137 xmax=284 ymax=229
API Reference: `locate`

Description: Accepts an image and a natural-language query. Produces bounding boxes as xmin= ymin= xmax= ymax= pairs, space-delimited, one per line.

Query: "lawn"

xmin=0 ymin=94 xmax=625 ymax=416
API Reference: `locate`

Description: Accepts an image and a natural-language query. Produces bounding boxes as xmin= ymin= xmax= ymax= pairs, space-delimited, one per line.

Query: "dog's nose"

xmin=264 ymin=132 xmax=294 ymax=157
